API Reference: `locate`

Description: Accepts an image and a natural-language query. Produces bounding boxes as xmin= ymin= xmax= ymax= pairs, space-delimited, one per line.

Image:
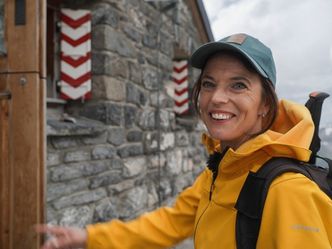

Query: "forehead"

xmin=203 ymin=52 xmax=254 ymax=75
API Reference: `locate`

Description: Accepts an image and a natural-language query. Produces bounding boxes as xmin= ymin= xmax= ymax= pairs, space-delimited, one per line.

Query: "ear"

xmin=258 ymin=97 xmax=270 ymax=117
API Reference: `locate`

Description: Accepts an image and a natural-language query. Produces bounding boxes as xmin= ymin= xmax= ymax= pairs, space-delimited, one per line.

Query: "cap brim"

xmin=190 ymin=42 xmax=268 ymax=79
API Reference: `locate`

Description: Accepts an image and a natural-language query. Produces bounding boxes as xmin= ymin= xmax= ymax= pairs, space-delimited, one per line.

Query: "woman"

xmin=36 ymin=33 xmax=332 ymax=248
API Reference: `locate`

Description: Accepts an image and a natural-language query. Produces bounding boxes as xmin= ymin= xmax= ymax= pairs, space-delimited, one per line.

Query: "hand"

xmin=35 ymin=224 xmax=88 ymax=249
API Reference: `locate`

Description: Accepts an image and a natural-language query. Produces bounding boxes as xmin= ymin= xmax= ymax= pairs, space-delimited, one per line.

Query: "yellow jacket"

xmin=87 ymin=100 xmax=332 ymax=249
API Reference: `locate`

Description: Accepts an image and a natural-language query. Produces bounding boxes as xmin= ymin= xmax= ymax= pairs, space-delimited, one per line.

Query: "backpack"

xmin=234 ymin=92 xmax=332 ymax=249
xmin=206 ymin=92 xmax=332 ymax=249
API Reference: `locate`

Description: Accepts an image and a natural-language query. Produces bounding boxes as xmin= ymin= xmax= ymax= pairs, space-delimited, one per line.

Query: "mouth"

xmin=209 ymin=112 xmax=234 ymax=121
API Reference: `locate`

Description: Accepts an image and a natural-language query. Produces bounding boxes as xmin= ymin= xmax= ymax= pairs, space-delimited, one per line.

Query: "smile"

xmin=210 ymin=112 xmax=233 ymax=120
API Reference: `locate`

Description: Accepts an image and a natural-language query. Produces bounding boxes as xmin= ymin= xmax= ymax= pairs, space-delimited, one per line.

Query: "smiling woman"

xmin=36 ymin=33 xmax=332 ymax=249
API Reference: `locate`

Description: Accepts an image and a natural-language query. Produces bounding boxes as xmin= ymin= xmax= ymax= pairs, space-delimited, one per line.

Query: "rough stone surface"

xmin=46 ymin=3 xmax=207 ymax=246
xmin=123 ymin=157 xmax=147 ymax=178
xmin=117 ymin=144 xmax=143 ymax=158
xmin=92 ymin=145 xmax=116 ymax=160
xmin=53 ymin=188 xmax=107 ymax=210
xmin=59 ymin=206 xmax=94 ymax=228
xmin=108 ymin=127 xmax=126 ymax=146
xmin=127 ymin=130 xmax=143 ymax=142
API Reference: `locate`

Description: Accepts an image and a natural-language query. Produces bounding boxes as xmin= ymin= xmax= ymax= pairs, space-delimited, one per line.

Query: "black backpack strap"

xmin=235 ymin=157 xmax=312 ymax=249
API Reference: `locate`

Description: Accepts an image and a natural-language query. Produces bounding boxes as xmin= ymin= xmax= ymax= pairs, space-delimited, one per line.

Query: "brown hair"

xmin=191 ymin=51 xmax=279 ymax=135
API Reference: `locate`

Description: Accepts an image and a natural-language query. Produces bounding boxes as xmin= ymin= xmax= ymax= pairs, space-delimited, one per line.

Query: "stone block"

xmin=143 ymin=132 xmax=159 ymax=154
xmin=123 ymin=156 xmax=147 ymax=178
xmin=92 ymin=145 xmax=116 ymax=160
xmin=50 ymin=137 xmax=78 ymax=150
xmin=64 ymin=150 xmax=91 ymax=163
xmin=166 ymin=150 xmax=182 ymax=175
xmin=148 ymin=153 xmax=166 ymax=169
xmin=92 ymin=76 xmax=126 ymax=101
xmin=126 ymin=82 xmax=148 ymax=106
xmin=93 ymin=25 xmax=137 ymax=58
xmin=53 ymin=189 xmax=107 ymax=210
xmin=108 ymin=127 xmax=126 ymax=146
xmin=81 ymin=131 xmax=108 ymax=145
xmin=127 ymin=130 xmax=143 ymax=142
xmin=92 ymin=3 xmax=119 ymax=28
xmin=94 ymin=199 xmax=118 ymax=222
xmin=49 ymin=165 xmax=83 ymax=182
xmin=89 ymin=170 xmax=123 ymax=189
xmin=160 ymin=132 xmax=175 ymax=151
xmin=138 ymin=109 xmax=156 ymax=130
xmin=117 ymin=144 xmax=143 ymax=158
xmin=176 ymin=131 xmax=189 ymax=146
xmin=142 ymin=67 xmax=159 ymax=90
xmin=47 ymin=152 xmax=61 ymax=167
xmin=124 ymin=105 xmax=138 ymax=128
xmin=80 ymin=102 xmax=123 ymax=126
xmin=128 ymin=61 xmax=142 ymax=84
xmin=59 ymin=206 xmax=94 ymax=227
xmin=123 ymin=24 xmax=142 ymax=43
xmin=92 ymin=51 xmax=114 ymax=76
xmin=116 ymin=186 xmax=148 ymax=219
xmin=47 ymin=179 xmax=89 ymax=202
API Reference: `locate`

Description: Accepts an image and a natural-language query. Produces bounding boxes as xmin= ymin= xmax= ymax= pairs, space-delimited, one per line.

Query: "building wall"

xmin=46 ymin=0 xmax=208 ymax=246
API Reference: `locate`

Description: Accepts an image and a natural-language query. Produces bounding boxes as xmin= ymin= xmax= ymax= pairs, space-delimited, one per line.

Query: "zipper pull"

xmin=209 ymin=184 xmax=215 ymax=200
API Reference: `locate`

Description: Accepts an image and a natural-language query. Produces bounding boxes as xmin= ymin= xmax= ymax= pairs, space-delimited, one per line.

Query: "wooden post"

xmin=0 ymin=0 xmax=46 ymax=248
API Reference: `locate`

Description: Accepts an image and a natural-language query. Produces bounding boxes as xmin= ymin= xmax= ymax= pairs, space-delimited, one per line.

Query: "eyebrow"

xmin=201 ymin=75 xmax=251 ymax=83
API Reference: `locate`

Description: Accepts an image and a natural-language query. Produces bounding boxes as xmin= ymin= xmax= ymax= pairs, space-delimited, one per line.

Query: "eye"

xmin=231 ymin=82 xmax=248 ymax=90
xmin=201 ymin=80 xmax=216 ymax=89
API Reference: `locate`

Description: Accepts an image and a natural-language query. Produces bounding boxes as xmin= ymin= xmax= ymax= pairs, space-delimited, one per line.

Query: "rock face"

xmin=46 ymin=1 xmax=207 ymax=248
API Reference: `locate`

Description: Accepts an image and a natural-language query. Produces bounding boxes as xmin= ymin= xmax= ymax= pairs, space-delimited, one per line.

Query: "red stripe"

xmin=175 ymin=99 xmax=189 ymax=106
xmin=60 ymin=91 xmax=91 ymax=100
xmin=61 ymin=13 xmax=91 ymax=29
xmin=61 ymin=52 xmax=91 ymax=67
xmin=173 ymin=76 xmax=188 ymax=84
xmin=61 ymin=72 xmax=91 ymax=87
xmin=61 ymin=33 xmax=91 ymax=47
xmin=173 ymin=64 xmax=188 ymax=73
xmin=175 ymin=88 xmax=188 ymax=95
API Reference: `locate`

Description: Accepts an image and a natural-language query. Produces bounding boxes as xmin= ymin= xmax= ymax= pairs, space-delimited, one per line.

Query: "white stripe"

xmin=173 ymin=60 xmax=188 ymax=68
xmin=61 ymin=59 xmax=91 ymax=79
xmin=61 ymin=40 xmax=91 ymax=56
xmin=173 ymin=81 xmax=188 ymax=91
xmin=172 ymin=69 xmax=188 ymax=80
xmin=61 ymin=23 xmax=91 ymax=39
xmin=61 ymin=9 xmax=90 ymax=20
xmin=60 ymin=80 xmax=91 ymax=99
xmin=174 ymin=103 xmax=189 ymax=114
xmin=173 ymin=91 xmax=188 ymax=102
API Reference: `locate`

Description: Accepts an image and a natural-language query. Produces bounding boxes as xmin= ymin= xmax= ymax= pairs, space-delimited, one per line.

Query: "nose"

xmin=210 ymin=87 xmax=229 ymax=105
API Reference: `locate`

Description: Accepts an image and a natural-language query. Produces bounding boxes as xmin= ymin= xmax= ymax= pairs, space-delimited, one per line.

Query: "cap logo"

xmin=226 ymin=34 xmax=247 ymax=45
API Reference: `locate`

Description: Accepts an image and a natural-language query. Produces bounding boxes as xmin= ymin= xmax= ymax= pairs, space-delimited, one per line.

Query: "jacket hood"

xmin=202 ymin=99 xmax=314 ymax=176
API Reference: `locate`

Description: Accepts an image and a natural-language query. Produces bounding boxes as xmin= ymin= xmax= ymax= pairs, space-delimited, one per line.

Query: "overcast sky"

xmin=202 ymin=0 xmax=332 ymax=126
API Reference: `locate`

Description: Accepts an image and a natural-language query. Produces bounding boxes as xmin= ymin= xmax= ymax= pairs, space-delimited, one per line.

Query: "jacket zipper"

xmin=194 ymin=147 xmax=229 ymax=248
xmin=208 ymin=147 xmax=229 ymax=200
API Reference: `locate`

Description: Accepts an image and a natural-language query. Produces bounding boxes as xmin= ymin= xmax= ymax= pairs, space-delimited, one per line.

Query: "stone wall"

xmin=47 ymin=0 xmax=208 ymax=247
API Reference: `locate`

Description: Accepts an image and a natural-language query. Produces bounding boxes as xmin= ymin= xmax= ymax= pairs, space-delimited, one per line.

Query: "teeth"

xmin=211 ymin=113 xmax=232 ymax=120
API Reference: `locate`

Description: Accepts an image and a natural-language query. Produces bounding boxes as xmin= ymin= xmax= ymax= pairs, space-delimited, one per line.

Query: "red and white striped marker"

xmin=59 ymin=9 xmax=91 ymax=100
xmin=172 ymin=60 xmax=189 ymax=115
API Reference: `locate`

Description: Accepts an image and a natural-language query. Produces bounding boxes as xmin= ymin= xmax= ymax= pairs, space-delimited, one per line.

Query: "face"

xmin=199 ymin=53 xmax=269 ymax=149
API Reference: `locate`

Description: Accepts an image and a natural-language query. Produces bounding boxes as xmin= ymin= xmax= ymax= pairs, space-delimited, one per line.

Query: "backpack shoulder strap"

xmin=235 ymin=157 xmax=311 ymax=249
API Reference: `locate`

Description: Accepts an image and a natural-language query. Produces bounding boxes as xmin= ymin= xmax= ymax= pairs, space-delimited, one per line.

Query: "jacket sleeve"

xmin=86 ymin=169 xmax=210 ymax=249
xmin=257 ymin=173 xmax=332 ymax=249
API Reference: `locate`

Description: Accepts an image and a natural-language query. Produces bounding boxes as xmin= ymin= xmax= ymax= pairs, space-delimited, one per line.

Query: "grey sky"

xmin=202 ymin=0 xmax=332 ymax=126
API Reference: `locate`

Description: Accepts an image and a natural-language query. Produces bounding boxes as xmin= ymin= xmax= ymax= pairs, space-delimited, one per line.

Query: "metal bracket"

xmin=0 ymin=91 xmax=11 ymax=100
xmin=15 ymin=0 xmax=26 ymax=25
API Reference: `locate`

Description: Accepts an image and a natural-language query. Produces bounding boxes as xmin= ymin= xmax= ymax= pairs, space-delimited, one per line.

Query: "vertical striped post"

xmin=59 ymin=9 xmax=92 ymax=100
xmin=172 ymin=60 xmax=189 ymax=115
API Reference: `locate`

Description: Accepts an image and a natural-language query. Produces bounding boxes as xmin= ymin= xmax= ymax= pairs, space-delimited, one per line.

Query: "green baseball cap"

xmin=190 ymin=33 xmax=276 ymax=87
